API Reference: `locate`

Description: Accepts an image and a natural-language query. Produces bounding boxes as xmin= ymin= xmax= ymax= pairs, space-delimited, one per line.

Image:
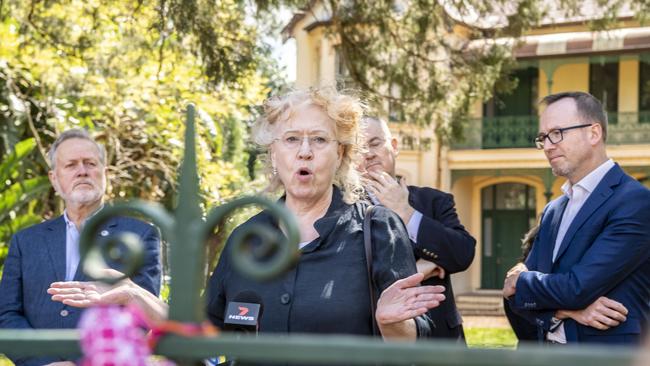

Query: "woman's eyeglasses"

xmin=274 ymin=134 xmax=339 ymax=150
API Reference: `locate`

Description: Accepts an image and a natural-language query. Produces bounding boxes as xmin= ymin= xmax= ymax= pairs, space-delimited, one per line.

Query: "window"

xmin=483 ymin=67 xmax=538 ymax=117
xmin=590 ymin=62 xmax=618 ymax=118
xmin=482 ymin=183 xmax=535 ymax=210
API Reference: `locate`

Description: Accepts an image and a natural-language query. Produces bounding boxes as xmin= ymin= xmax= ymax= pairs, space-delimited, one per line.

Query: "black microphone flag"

xmin=223 ymin=290 xmax=263 ymax=333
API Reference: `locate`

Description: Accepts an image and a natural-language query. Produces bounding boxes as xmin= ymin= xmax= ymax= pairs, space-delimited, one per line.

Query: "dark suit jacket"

xmin=407 ymin=186 xmax=476 ymax=340
xmin=0 ymin=215 xmax=162 ymax=365
xmin=503 ymin=297 xmax=537 ymax=344
xmin=510 ymin=164 xmax=650 ymax=344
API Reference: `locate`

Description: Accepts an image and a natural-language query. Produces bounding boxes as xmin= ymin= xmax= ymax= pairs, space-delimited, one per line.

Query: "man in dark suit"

xmin=361 ymin=116 xmax=476 ymax=342
xmin=503 ymin=91 xmax=650 ymax=345
xmin=0 ymin=129 xmax=161 ymax=365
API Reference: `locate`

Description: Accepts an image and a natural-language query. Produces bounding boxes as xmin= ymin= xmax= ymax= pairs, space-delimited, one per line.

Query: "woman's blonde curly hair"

xmin=252 ymin=87 xmax=365 ymax=204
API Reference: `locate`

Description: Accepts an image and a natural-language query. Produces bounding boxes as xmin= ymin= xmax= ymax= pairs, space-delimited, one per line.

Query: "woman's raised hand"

xmin=375 ymin=272 xmax=445 ymax=334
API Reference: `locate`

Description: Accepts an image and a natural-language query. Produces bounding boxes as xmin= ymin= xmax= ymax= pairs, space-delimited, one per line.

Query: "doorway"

xmin=481 ymin=183 xmax=536 ymax=289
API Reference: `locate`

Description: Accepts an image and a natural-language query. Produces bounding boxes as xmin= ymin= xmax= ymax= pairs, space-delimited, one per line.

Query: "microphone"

xmin=206 ymin=291 xmax=264 ymax=365
xmin=223 ymin=290 xmax=264 ymax=334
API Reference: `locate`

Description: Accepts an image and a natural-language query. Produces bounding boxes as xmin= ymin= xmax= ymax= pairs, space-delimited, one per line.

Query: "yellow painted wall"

xmin=294 ymin=26 xmax=318 ymax=88
xmin=619 ymin=58 xmax=639 ymax=112
xmin=318 ymin=34 xmax=337 ymax=87
xmin=396 ymin=152 xmax=419 ymax=185
xmin=291 ymin=14 xmax=338 ymax=89
xmin=449 ymin=176 xmax=475 ymax=294
xmin=539 ymin=60 xmax=589 ymax=97
xmin=470 ymin=100 xmax=483 ymax=118
xmin=418 ymin=148 xmax=438 ymax=188
xmin=396 ymin=150 xmax=438 ymax=187
xmin=551 ymin=176 xmax=566 ymax=196
xmin=537 ymin=58 xmax=641 ymax=112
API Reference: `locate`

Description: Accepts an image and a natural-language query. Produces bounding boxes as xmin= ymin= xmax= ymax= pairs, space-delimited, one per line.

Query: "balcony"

xmin=451 ymin=115 xmax=538 ymax=150
xmin=451 ymin=112 xmax=650 ymax=149
xmin=607 ymin=111 xmax=650 ymax=145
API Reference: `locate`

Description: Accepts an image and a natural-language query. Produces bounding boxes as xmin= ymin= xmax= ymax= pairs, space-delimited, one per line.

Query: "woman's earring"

xmin=272 ymin=166 xmax=277 ymax=176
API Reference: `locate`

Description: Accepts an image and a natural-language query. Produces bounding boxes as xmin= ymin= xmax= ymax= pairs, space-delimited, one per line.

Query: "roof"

xmin=281 ymin=12 xmax=308 ymax=40
xmin=281 ymin=0 xmax=321 ymax=40
xmin=515 ymin=26 xmax=650 ymax=59
xmin=284 ymin=0 xmax=640 ymax=37
xmin=282 ymin=0 xmax=648 ymax=57
xmin=446 ymin=0 xmax=636 ymax=30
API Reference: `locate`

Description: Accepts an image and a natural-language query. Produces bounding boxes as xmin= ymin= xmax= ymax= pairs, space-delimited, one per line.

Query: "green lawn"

xmin=465 ymin=327 xmax=518 ymax=348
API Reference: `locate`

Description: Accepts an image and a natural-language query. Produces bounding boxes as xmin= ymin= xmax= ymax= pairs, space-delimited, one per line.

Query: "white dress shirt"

xmin=62 ymin=205 xmax=104 ymax=281
xmin=62 ymin=212 xmax=80 ymax=282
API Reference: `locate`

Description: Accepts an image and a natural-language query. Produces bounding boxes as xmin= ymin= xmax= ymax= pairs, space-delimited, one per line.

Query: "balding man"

xmin=361 ymin=116 xmax=476 ymax=342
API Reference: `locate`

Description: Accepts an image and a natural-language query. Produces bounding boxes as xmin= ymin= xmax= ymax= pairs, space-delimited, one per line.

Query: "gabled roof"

xmin=281 ymin=0 xmax=322 ymax=40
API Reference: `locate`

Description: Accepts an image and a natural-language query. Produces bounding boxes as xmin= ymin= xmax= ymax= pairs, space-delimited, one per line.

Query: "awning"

xmin=515 ymin=26 xmax=650 ymax=59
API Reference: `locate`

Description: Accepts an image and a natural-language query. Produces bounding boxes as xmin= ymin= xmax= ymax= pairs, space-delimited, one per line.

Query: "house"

xmin=283 ymin=2 xmax=650 ymax=296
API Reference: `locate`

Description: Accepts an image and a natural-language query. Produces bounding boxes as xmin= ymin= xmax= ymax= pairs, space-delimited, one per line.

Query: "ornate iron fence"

xmin=1 ymin=105 xmax=649 ymax=365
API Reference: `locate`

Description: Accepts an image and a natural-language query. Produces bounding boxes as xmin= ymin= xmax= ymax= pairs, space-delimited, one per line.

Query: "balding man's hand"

xmin=365 ymin=171 xmax=414 ymax=224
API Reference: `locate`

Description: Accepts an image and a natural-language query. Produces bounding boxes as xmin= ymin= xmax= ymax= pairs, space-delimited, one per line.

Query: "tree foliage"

xmin=325 ymin=0 xmax=649 ymax=142
xmin=0 ymin=62 xmax=55 ymax=268
xmin=0 ymin=0 xmax=301 ymax=273
xmin=0 ymin=138 xmax=50 ymax=271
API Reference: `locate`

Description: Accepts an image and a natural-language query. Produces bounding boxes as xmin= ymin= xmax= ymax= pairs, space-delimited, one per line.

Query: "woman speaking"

xmin=206 ymin=88 xmax=444 ymax=339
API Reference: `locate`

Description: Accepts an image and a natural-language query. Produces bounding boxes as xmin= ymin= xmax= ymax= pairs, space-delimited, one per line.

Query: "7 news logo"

xmin=228 ymin=306 xmax=254 ymax=321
